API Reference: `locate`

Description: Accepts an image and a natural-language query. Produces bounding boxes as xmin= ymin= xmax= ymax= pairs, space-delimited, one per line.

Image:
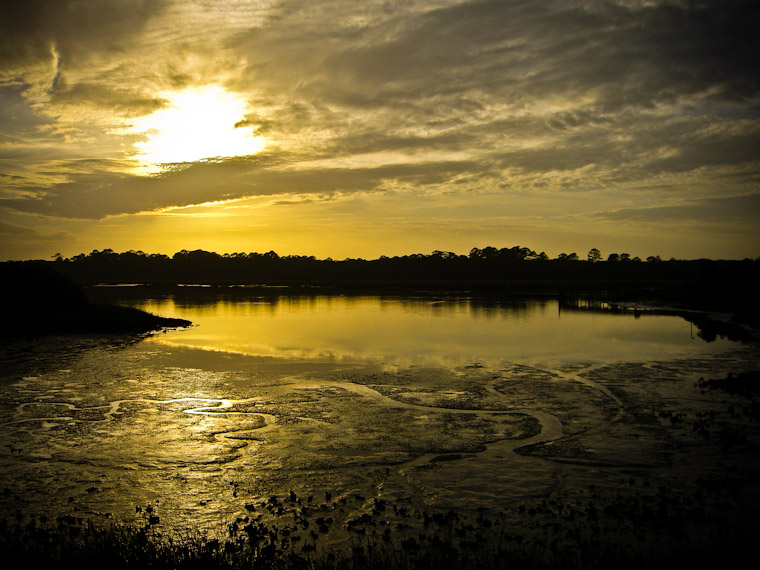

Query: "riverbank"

xmin=3 ymin=303 xmax=191 ymax=337
xmin=1 ymin=263 xmax=190 ymax=337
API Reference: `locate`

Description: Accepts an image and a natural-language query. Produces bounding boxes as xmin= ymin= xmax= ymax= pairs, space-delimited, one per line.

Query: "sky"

xmin=1 ymin=0 xmax=758 ymax=261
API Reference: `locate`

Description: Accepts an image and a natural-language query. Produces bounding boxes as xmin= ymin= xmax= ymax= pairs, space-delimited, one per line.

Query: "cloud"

xmin=51 ymin=82 xmax=166 ymax=117
xmin=216 ymin=0 xmax=760 ymax=196
xmin=0 ymin=150 xmax=479 ymax=219
xmin=0 ymin=0 xmax=165 ymax=71
xmin=0 ymin=215 xmax=70 ymax=244
xmin=0 ymin=218 xmax=40 ymax=237
xmin=0 ymin=83 xmax=53 ymax=136
xmin=596 ymin=193 xmax=760 ymax=223
xmin=233 ymin=0 xmax=759 ymax=111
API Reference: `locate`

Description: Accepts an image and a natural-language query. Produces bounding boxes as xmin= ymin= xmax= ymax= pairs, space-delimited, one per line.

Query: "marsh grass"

xmin=1 ymin=508 xmax=753 ymax=570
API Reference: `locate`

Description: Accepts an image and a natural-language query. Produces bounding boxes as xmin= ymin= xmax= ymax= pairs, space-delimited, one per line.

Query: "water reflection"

xmin=90 ymin=288 xmax=736 ymax=367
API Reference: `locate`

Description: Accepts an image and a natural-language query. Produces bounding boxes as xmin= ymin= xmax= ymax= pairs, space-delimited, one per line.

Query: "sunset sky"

xmin=1 ymin=0 xmax=758 ymax=261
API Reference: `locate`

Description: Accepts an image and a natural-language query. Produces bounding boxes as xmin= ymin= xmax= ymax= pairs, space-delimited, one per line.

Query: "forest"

xmin=29 ymin=246 xmax=756 ymax=288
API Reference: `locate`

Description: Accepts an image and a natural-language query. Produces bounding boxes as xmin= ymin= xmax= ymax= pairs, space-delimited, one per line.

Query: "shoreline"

xmin=83 ymin=282 xmax=759 ymax=345
xmin=3 ymin=304 xmax=192 ymax=339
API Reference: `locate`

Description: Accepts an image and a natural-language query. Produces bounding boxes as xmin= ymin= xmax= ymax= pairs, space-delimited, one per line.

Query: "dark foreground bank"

xmin=0 ymin=505 xmax=753 ymax=570
xmin=0 ymin=263 xmax=190 ymax=336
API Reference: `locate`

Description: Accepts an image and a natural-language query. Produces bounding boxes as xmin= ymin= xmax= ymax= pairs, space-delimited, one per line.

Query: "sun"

xmin=128 ymin=85 xmax=266 ymax=173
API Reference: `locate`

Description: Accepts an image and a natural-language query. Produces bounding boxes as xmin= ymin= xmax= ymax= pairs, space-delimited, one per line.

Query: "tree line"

xmin=25 ymin=246 xmax=755 ymax=289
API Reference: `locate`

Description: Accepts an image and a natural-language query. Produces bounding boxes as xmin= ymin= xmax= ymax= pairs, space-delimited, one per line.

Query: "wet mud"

xmin=1 ymin=337 xmax=759 ymax=556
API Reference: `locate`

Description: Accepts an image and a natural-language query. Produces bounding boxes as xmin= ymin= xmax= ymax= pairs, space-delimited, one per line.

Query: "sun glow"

xmin=128 ymin=85 xmax=266 ymax=173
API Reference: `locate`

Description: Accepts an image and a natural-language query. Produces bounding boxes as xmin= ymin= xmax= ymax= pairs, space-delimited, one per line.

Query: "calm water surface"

xmin=128 ymin=291 xmax=729 ymax=366
xmin=0 ymin=288 xmax=754 ymax=541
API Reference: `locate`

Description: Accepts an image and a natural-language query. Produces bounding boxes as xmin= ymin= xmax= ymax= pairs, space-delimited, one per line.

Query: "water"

xmin=1 ymin=288 xmax=757 ymax=544
xmin=116 ymin=291 xmax=729 ymax=366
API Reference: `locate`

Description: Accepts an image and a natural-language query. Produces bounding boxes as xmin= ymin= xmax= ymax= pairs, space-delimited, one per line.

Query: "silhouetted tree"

xmin=27 ymin=246 xmax=758 ymax=307
xmin=587 ymin=248 xmax=601 ymax=263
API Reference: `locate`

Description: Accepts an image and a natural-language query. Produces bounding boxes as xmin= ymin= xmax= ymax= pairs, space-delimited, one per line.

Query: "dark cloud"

xmin=0 ymin=84 xmax=53 ymax=139
xmin=0 ymin=219 xmax=39 ymax=237
xmin=642 ymin=121 xmax=760 ymax=174
xmin=596 ymin=193 xmax=760 ymax=223
xmin=466 ymin=110 xmax=760 ymax=187
xmin=222 ymin=0 xmax=760 ymax=191
xmin=0 ymin=152 xmax=478 ymax=219
xmin=0 ymin=217 xmax=70 ymax=254
xmin=51 ymin=81 xmax=166 ymax=117
xmin=0 ymin=0 xmax=165 ymax=70
xmin=236 ymin=0 xmax=759 ymax=112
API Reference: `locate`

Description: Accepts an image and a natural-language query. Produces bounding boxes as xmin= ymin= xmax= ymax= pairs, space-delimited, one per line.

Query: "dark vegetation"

xmin=693 ymin=370 xmax=760 ymax=451
xmin=1 ymin=485 xmax=755 ymax=570
xmin=698 ymin=370 xmax=760 ymax=398
xmin=0 ymin=263 xmax=190 ymax=337
xmin=44 ymin=247 xmax=758 ymax=292
xmin=33 ymin=245 xmax=760 ymax=324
